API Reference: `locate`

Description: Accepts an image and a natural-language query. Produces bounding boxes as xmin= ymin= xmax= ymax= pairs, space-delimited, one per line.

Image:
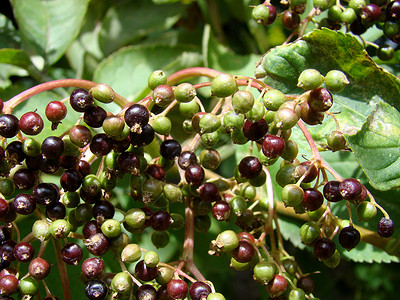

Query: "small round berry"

xmin=84 ymin=233 xmax=109 ymax=256
xmin=242 ymin=119 xmax=268 ymax=141
xmin=152 ymin=115 xmax=172 ymax=136
xmin=325 ymin=70 xmax=350 ymax=92
xmin=148 ymin=70 xmax=167 ymax=90
xmin=70 ymin=88 xmax=94 ymax=112
xmin=13 ymin=242 xmax=35 ymax=263
xmin=90 ymin=83 xmax=115 ymax=103
xmin=361 ymin=4 xmax=381 ymax=22
xmin=134 ymin=260 xmax=158 ymax=282
xmin=231 ymin=90 xmax=254 ymax=114
xmin=50 ymin=219 xmax=71 ymax=239
xmin=281 ymin=184 xmax=304 ymax=207
xmin=121 ymin=243 xmax=142 ymax=264
xmin=262 ymin=134 xmax=286 ymax=159
xmin=45 ymin=101 xmax=67 ymax=122
xmin=297 ymin=69 xmax=324 ymax=90
xmin=82 ymin=257 xmax=105 ymax=279
xmin=339 ymin=178 xmax=362 ymax=201
xmin=357 ymin=201 xmax=377 ymax=221
xmin=167 ymin=278 xmax=188 ymax=300
xmin=160 ymin=139 xmax=182 ymax=160
xmin=307 ymin=87 xmax=333 ymax=112
xmin=313 ymin=238 xmax=336 ymax=259
xmin=238 ymin=156 xmax=262 ymax=179
xmin=41 ymin=136 xmax=64 ymax=160
xmin=174 ymin=82 xmax=196 ymax=103
xmin=377 ymin=217 xmax=395 ymax=238
xmin=297 ymin=276 xmax=314 ymax=294
xmin=84 ymin=106 xmax=107 ymax=128
xmin=189 ymin=281 xmax=212 ymax=300
xmin=85 ymin=280 xmax=108 ymax=300
xmin=327 ymin=130 xmax=346 ymax=151
xmin=339 ymin=226 xmax=360 ymax=251
xmin=266 ymin=274 xmax=287 ymax=298
xmin=282 ymin=10 xmax=300 ymax=30
xmin=28 ymin=257 xmax=50 ymax=280
xmin=61 ymin=242 xmax=83 ymax=265
xmin=12 ymin=193 xmax=36 ymax=215
xmin=323 ymin=180 xmax=343 ymax=202
xmin=252 ymin=4 xmax=270 ymax=25
xmin=136 ymin=284 xmax=157 ymax=300
xmin=0 ymin=274 xmax=19 ymax=295
xmin=185 ymin=164 xmax=205 ymax=186
xmin=153 ymin=85 xmax=174 ymax=107
xmin=210 ymin=74 xmax=237 ymax=98
xmin=300 ymin=221 xmax=321 ymax=244
xmin=124 ymin=103 xmax=150 ymax=128
xmin=232 ymin=240 xmax=255 ymax=263
xmin=13 ymin=168 xmax=37 ymax=190
xmin=19 ymin=111 xmax=44 ymax=135
xmin=101 ymin=219 xmax=121 ymax=238
xmin=0 ymin=114 xmax=19 ymax=138
xmin=111 ymin=272 xmax=133 ymax=295
xmin=215 ymin=230 xmax=239 ymax=252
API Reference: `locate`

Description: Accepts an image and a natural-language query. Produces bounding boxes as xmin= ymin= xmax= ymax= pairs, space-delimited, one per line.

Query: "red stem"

xmin=53 ymin=239 xmax=71 ymax=300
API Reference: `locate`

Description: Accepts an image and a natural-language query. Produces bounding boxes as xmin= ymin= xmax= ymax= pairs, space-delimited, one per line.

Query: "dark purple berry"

xmin=189 ymin=281 xmax=212 ymax=300
xmin=185 ymin=164 xmax=205 ymax=186
xmin=339 ymin=178 xmax=362 ymax=201
xmin=41 ymin=136 xmax=64 ymax=160
xmin=178 ymin=151 xmax=198 ymax=170
xmin=232 ymin=240 xmax=255 ymax=263
xmin=313 ymin=238 xmax=336 ymax=260
xmin=19 ymin=111 xmax=44 ymax=135
xmin=13 ymin=242 xmax=35 ymax=263
xmin=339 ymin=226 xmax=360 ymax=251
xmin=13 ymin=168 xmax=37 ymax=190
xmin=28 ymin=257 xmax=50 ymax=280
xmin=377 ymin=217 xmax=395 ymax=238
xmin=238 ymin=156 xmax=262 ymax=179
xmin=12 ymin=193 xmax=36 ymax=215
xmin=70 ymin=88 xmax=94 ymax=112
xmin=150 ymin=211 xmax=172 ymax=231
xmin=124 ymin=104 xmax=150 ymax=128
xmin=160 ymin=139 xmax=182 ymax=160
xmin=85 ymin=280 xmax=108 ymax=300
xmin=167 ymin=278 xmax=188 ymax=300
xmin=0 ymin=114 xmax=19 ymax=138
xmin=134 ymin=260 xmax=158 ymax=282
xmin=90 ymin=134 xmax=113 ymax=156
xmin=61 ymin=243 xmax=83 ymax=265
xmin=82 ymin=257 xmax=105 ymax=279
xmin=242 ymin=119 xmax=268 ymax=141
xmin=84 ymin=106 xmax=107 ymax=128
xmin=262 ymin=135 xmax=286 ymax=159
xmin=323 ymin=181 xmax=343 ymax=202
xmin=302 ymin=188 xmax=324 ymax=211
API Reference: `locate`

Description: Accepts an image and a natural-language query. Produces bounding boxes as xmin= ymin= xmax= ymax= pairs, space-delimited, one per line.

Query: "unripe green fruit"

xmin=281 ymin=139 xmax=298 ymax=161
xmin=19 ymin=276 xmax=39 ymax=296
xmin=231 ymin=129 xmax=248 ymax=145
xmin=232 ymin=90 xmax=255 ymax=114
xmin=384 ymin=21 xmax=399 ymax=37
xmin=207 ymin=293 xmax=226 ymax=300
xmin=313 ymin=0 xmax=335 ymax=11
xmin=308 ymin=206 xmax=326 ymax=221
xmin=229 ymin=195 xmax=247 ymax=216
xmin=211 ymin=74 xmax=237 ymax=98
xmin=200 ymin=148 xmax=221 ymax=170
xmin=82 ymin=174 xmax=102 ymax=194
xmin=377 ymin=45 xmax=395 ymax=61
xmin=174 ymin=82 xmax=196 ymax=103
xmin=328 ymin=5 xmax=343 ymax=22
xmin=0 ymin=177 xmax=14 ymax=196
xmin=170 ymin=213 xmax=184 ymax=229
xmin=121 ymin=243 xmax=142 ymax=263
xmin=144 ymin=250 xmax=159 ymax=267
xmin=274 ymin=107 xmax=299 ymax=130
xmin=148 ymin=70 xmax=167 ymax=90
xmin=101 ymin=219 xmax=121 ymax=238
xmin=152 ymin=230 xmax=170 ymax=248
xmin=289 ymin=288 xmax=306 ymax=300
xmin=348 ymin=0 xmax=366 ymax=13
xmin=103 ymin=115 xmax=126 ymax=139
xmin=252 ymin=4 xmax=270 ymax=25
xmin=152 ymin=115 xmax=172 ymax=136
xmin=111 ymin=272 xmax=133 ymax=294
xmin=300 ymin=222 xmax=321 ymax=244
xmin=240 ymin=183 xmax=257 ymax=201
xmin=99 ymin=171 xmax=117 ymax=191
xmin=23 ymin=138 xmax=41 ymax=157
xmin=50 ymin=219 xmax=71 ymax=239
xmin=222 ymin=111 xmax=245 ymax=132
xmin=325 ymin=70 xmax=349 ymax=92
xmin=201 ymin=131 xmax=220 ymax=147
xmin=253 ymin=261 xmax=276 ymax=284
xmin=263 ymin=89 xmax=287 ymax=111
xmin=198 ymin=113 xmax=221 ymax=134
xmin=90 ymin=83 xmax=115 ymax=103
xmin=323 ymin=249 xmax=340 ymax=268
xmin=357 ymin=201 xmax=377 ymax=221
xmin=110 ymin=232 xmax=130 ymax=253
xmin=276 ymin=164 xmax=298 ymax=187
xmin=62 ymin=137 xmax=79 ymax=156
xmin=340 ymin=8 xmax=357 ymax=23
xmin=163 ymin=184 xmax=182 ymax=203
xmin=327 ymin=130 xmax=346 ymax=151
xmin=246 ymin=100 xmax=265 ymax=122
xmin=125 ymin=208 xmax=146 ymax=229
xmin=249 ymin=170 xmax=266 ymax=187
xmin=281 ymin=184 xmax=304 ymax=207
xmin=33 ymin=220 xmax=51 ymax=242
xmin=61 ymin=191 xmax=80 ymax=208
xmin=179 ymin=99 xmax=199 ymax=118
xmin=156 ymin=266 xmax=174 ymax=285
xmin=297 ymin=69 xmax=324 ymax=90
xmin=230 ymin=257 xmax=251 ymax=271
xmin=216 ymin=230 xmax=239 ymax=252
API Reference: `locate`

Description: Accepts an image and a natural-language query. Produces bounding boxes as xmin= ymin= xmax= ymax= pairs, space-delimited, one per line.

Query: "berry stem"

xmin=3 ymin=79 xmax=129 ymax=114
xmin=182 ymin=196 xmax=195 ymax=262
xmin=167 ymin=67 xmax=222 ymax=85
xmin=53 ymin=239 xmax=71 ymax=300
xmin=297 ymin=120 xmax=322 ymax=162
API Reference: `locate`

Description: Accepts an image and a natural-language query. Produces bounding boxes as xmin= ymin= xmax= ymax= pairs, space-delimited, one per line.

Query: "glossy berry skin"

xmin=28 ymin=257 xmax=50 ymax=280
xmin=85 ymin=280 xmax=108 ymax=300
xmin=13 ymin=242 xmax=35 ymax=263
xmin=266 ymin=274 xmax=287 ymax=298
xmin=19 ymin=111 xmax=44 ymax=135
xmin=13 ymin=168 xmax=37 ymax=190
xmin=82 ymin=257 xmax=105 ymax=279
xmin=361 ymin=4 xmax=381 ymax=22
xmin=0 ymin=114 xmax=19 ymax=138
xmin=69 ymin=125 xmax=92 ymax=148
xmin=167 ymin=278 xmax=189 ymax=300
xmin=185 ymin=164 xmax=205 ymax=186
xmin=124 ymin=103 xmax=150 ymax=128
xmin=151 ymin=211 xmax=172 ymax=231
xmin=129 ymin=123 xmax=155 ymax=147
xmin=0 ymin=274 xmax=19 ymax=295
xmin=84 ymin=233 xmax=109 ymax=256
xmin=387 ymin=0 xmax=400 ymax=21
xmin=301 ymin=188 xmax=323 ymax=211
xmin=135 ymin=260 xmax=158 ymax=282
xmin=232 ymin=240 xmax=255 ymax=263
xmin=60 ymin=169 xmax=82 ymax=192
xmin=12 ymin=193 xmax=36 ymax=215
xmin=136 ymin=284 xmax=157 ymax=300
xmin=178 ymin=151 xmax=198 ymax=170
xmin=282 ymin=10 xmax=300 ymax=30
xmin=339 ymin=226 xmax=360 ymax=251
xmin=297 ymin=276 xmax=314 ymax=294
xmin=262 ymin=134 xmax=286 ymax=159
xmin=160 ymin=139 xmax=182 ymax=160
xmin=377 ymin=217 xmax=395 ymax=238
xmin=90 ymin=134 xmax=113 ymax=156
xmin=307 ymin=87 xmax=333 ymax=112
xmin=189 ymin=281 xmax=212 ymax=300
xmin=242 ymin=119 xmax=268 ymax=141
xmin=212 ymin=200 xmax=231 ymax=221
xmin=61 ymin=242 xmax=83 ymax=265
xmin=238 ymin=156 xmax=262 ymax=179
xmin=339 ymin=178 xmax=362 ymax=201
xmin=42 ymin=136 xmax=64 ymax=160
xmin=84 ymin=106 xmax=107 ymax=128
xmin=323 ymin=181 xmax=343 ymax=202
xmin=46 ymin=101 xmax=67 ymax=122
xmin=70 ymin=88 xmax=94 ymax=112
xmin=313 ymin=238 xmax=336 ymax=260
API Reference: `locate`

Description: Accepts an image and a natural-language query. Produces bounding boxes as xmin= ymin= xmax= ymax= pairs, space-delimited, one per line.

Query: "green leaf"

xmin=11 ymin=0 xmax=89 ymax=66
xmin=93 ymin=44 xmax=202 ymax=105
xmin=346 ymin=102 xmax=400 ymax=191
xmin=0 ymin=15 xmax=20 ymax=49
xmin=98 ymin=0 xmax=185 ymax=56
xmin=0 ymin=49 xmax=31 ymax=69
xmin=340 ymin=242 xmax=399 ymax=263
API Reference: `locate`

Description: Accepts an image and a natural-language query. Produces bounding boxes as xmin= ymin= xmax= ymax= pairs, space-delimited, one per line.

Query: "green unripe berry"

xmin=90 ymin=83 xmax=115 ymax=103
xmin=325 ymin=70 xmax=349 ymax=92
xmin=282 ymin=258 xmax=298 ymax=276
xmin=200 ymin=148 xmax=221 ymax=170
xmin=0 ymin=178 xmax=14 ymax=196
xmin=249 ymin=169 xmax=266 ymax=187
xmin=240 ymin=183 xmax=257 ymax=201
xmin=300 ymin=222 xmax=321 ymax=244
xmin=274 ymin=107 xmax=299 ymax=130
xmin=357 ymin=201 xmax=377 ymax=221
xmin=323 ymin=249 xmax=340 ymax=268
xmin=211 ymin=74 xmax=237 ymax=98
xmin=62 ymin=137 xmax=79 ymax=156
xmin=50 ymin=219 xmax=71 ymax=239
xmin=340 ymin=8 xmax=357 ymax=23
xmin=281 ymin=139 xmax=298 ymax=161
xmin=232 ymin=90 xmax=254 ymax=114
xmin=152 ymin=115 xmax=172 ymax=136
xmin=148 ymin=70 xmax=167 ymax=90
xmin=179 ymin=99 xmax=199 ymax=117
xmin=297 ymin=69 xmax=324 ymax=90
xmin=195 ymin=214 xmax=211 ymax=233
xmin=384 ymin=21 xmax=399 ymax=37
xmin=246 ymin=100 xmax=265 ymax=122
xmin=289 ymin=288 xmax=306 ymax=300
xmin=121 ymin=244 xmax=142 ymax=263
xmin=328 ymin=5 xmax=343 ymax=22
xmin=75 ymin=203 xmax=93 ymax=224
xmin=281 ymin=184 xmax=304 ymax=207
xmin=230 ymin=129 xmax=248 ymax=145
xmin=101 ymin=219 xmax=121 ymax=238
xmin=32 ymin=220 xmax=51 ymax=242
xmin=110 ymin=232 xmax=130 ymax=253
xmin=222 ymin=111 xmax=245 ymax=132
xmin=230 ymin=257 xmax=251 ymax=271
xmin=327 ymin=130 xmax=346 ymax=151
xmin=229 ymin=195 xmax=247 ymax=216
xmin=125 ymin=208 xmax=146 ymax=229
xmin=61 ymin=191 xmax=80 ymax=208
xmin=313 ymin=0 xmax=335 ymax=11
xmin=99 ymin=171 xmax=117 ymax=191
xmin=252 ymin=4 xmax=270 ymax=25
xmin=163 ymin=184 xmax=182 ymax=203
xmin=151 ymin=230 xmax=170 ymax=248
xmin=174 ymin=82 xmax=196 ymax=103
xmin=201 ymin=131 xmax=220 ymax=147
xmin=253 ymin=261 xmax=276 ymax=284
xmin=144 ymin=250 xmax=159 ymax=267
xmin=276 ymin=164 xmax=298 ymax=187
xmin=207 ymin=293 xmax=226 ymax=300
xmin=170 ymin=213 xmax=185 ymax=230
xmin=263 ymin=89 xmax=287 ymax=111
xmin=377 ymin=45 xmax=395 ymax=61
xmin=308 ymin=206 xmax=326 ymax=221
xmin=19 ymin=276 xmax=39 ymax=296
xmin=111 ymin=272 xmax=133 ymax=294
xmin=348 ymin=0 xmax=365 ymax=13
xmin=82 ymin=174 xmax=102 ymax=195
xmin=199 ymin=113 xmax=221 ymax=134
xmin=215 ymin=230 xmax=239 ymax=252
xmin=156 ymin=266 xmax=174 ymax=285
xmin=103 ymin=115 xmax=126 ymax=139
xmin=22 ymin=138 xmax=41 ymax=157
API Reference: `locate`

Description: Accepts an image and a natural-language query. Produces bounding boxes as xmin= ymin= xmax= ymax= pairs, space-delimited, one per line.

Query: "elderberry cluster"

xmin=251 ymin=0 xmax=400 ymax=60
xmin=0 ymin=65 xmax=395 ymax=300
